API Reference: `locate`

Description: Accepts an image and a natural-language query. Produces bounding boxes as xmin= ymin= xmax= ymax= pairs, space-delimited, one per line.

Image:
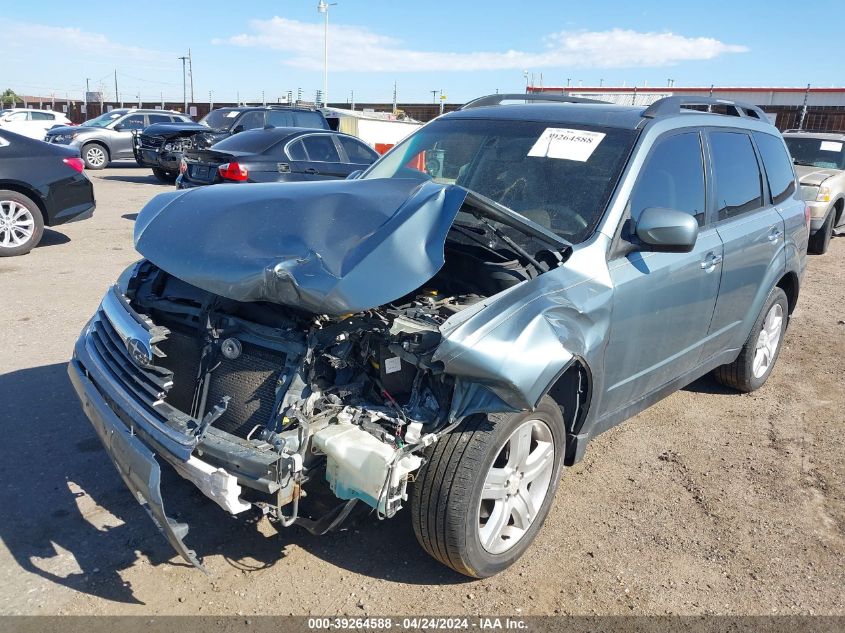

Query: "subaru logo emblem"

xmin=126 ymin=338 xmax=152 ymax=367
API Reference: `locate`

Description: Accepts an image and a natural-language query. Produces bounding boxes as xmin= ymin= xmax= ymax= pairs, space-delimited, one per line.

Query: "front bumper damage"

xmin=68 ymin=356 xmax=208 ymax=570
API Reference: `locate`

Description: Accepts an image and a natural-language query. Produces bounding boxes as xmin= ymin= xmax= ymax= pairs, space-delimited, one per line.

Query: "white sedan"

xmin=0 ymin=108 xmax=73 ymax=140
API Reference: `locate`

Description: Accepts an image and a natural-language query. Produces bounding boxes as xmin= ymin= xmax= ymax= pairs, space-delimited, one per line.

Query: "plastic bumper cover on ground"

xmin=67 ymin=357 xmax=207 ymax=571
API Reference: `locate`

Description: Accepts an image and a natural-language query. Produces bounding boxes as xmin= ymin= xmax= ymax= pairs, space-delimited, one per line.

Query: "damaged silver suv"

xmin=69 ymin=94 xmax=808 ymax=578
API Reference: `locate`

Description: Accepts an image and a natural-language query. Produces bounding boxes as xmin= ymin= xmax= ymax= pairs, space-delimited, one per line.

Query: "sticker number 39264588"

xmin=527 ymin=127 xmax=606 ymax=162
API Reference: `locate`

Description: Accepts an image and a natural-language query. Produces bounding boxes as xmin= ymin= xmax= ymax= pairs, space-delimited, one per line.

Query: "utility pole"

xmin=392 ymin=82 xmax=397 ymax=114
xmin=599 ymin=78 xmax=604 ymax=87
xmin=209 ymin=90 xmax=213 ymax=110
xmin=430 ymin=90 xmax=438 ymax=104
xmin=188 ymin=48 xmax=194 ymax=103
xmin=262 ymin=90 xmax=266 ymax=106
xmin=350 ymin=90 xmax=355 ymax=110
xmin=798 ymin=83 xmax=811 ymax=130
xmin=178 ymin=55 xmax=188 ymax=112
xmin=439 ymin=90 xmax=445 ymax=115
xmin=114 ymin=69 xmax=119 ymax=105
xmin=84 ymin=78 xmax=90 ymax=115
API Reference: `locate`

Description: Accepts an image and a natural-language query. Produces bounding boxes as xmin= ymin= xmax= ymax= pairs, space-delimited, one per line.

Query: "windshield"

xmin=81 ymin=111 xmax=124 ymax=128
xmin=363 ymin=118 xmax=637 ymax=243
xmin=785 ymin=136 xmax=845 ymax=170
xmin=200 ymin=108 xmax=239 ymax=129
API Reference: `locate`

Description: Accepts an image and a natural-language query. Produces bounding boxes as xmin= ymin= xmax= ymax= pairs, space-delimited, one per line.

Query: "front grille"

xmin=87 ymin=310 xmax=175 ymax=418
xmin=139 ymin=134 xmax=164 ymax=148
xmin=89 ymin=303 xmax=290 ymax=441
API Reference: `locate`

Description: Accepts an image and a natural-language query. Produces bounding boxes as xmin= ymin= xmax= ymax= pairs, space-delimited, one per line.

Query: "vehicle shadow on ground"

xmin=683 ymin=373 xmax=737 ymax=395
xmin=35 ymin=229 xmax=71 ymax=249
xmin=98 ymin=175 xmax=171 ymax=186
xmin=0 ymin=364 xmax=465 ymax=605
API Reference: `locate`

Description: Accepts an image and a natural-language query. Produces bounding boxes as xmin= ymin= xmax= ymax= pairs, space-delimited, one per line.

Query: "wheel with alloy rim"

xmin=411 ymin=396 xmax=566 ymax=578
xmin=0 ymin=190 xmax=44 ymax=256
xmin=752 ymin=303 xmax=784 ymax=379
xmin=82 ymin=143 xmax=108 ymax=170
xmin=478 ymin=418 xmax=555 ymax=554
xmin=713 ymin=286 xmax=788 ymax=392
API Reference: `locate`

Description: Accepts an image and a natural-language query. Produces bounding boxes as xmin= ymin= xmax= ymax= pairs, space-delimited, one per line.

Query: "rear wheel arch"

xmin=0 ymin=182 xmax=47 ymax=224
xmin=776 ymin=271 xmax=800 ymax=317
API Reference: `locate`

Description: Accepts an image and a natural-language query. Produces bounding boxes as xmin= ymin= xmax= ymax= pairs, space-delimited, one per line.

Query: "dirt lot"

xmin=0 ymin=165 xmax=842 ymax=617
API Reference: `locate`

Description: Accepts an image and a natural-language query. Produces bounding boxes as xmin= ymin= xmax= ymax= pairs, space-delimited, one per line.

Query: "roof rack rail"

xmin=642 ymin=96 xmax=769 ymax=122
xmin=460 ymin=93 xmax=608 ymax=110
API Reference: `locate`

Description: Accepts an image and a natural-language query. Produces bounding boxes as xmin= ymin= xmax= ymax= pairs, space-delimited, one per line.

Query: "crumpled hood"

xmin=795 ymin=165 xmax=840 ymax=186
xmin=134 ymin=178 xmax=468 ymax=315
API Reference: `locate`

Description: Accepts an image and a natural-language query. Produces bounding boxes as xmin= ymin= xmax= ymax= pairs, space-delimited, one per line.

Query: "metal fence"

xmin=3 ymin=99 xmax=845 ymax=130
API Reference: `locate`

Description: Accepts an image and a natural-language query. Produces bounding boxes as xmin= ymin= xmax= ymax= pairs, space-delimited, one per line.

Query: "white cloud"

xmin=215 ymin=18 xmax=748 ymax=73
xmin=1 ymin=19 xmax=174 ymax=67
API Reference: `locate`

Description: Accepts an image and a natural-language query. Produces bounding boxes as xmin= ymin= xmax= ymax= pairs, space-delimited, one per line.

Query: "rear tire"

xmin=410 ymin=396 xmax=566 ymax=578
xmin=152 ymin=167 xmax=177 ymax=183
xmin=713 ymin=287 xmax=788 ymax=392
xmin=81 ymin=143 xmax=108 ymax=170
xmin=808 ymin=210 xmax=833 ymax=255
xmin=0 ymin=190 xmax=45 ymax=257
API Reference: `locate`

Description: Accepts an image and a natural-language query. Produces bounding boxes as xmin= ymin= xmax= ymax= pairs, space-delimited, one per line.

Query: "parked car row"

xmin=66 ymin=93 xmax=810 ymax=579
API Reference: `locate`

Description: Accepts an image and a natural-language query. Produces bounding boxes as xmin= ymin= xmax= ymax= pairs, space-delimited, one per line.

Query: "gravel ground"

xmin=0 ymin=165 xmax=842 ymax=617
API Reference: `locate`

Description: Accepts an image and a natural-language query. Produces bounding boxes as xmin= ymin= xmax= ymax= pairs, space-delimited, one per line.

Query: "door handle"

xmin=303 ymin=168 xmax=318 ymax=175
xmin=767 ymin=226 xmax=782 ymax=242
xmin=700 ymin=253 xmax=723 ymax=270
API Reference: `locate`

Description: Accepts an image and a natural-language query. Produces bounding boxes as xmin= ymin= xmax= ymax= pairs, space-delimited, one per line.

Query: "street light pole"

xmin=178 ymin=55 xmax=188 ymax=112
xmin=317 ymin=1 xmax=337 ymax=107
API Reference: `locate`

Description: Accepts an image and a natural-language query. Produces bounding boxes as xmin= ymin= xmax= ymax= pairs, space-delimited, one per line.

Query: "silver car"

xmin=45 ymin=108 xmax=192 ymax=170
xmin=69 ymin=94 xmax=807 ymax=578
xmin=783 ymin=131 xmax=845 ymax=254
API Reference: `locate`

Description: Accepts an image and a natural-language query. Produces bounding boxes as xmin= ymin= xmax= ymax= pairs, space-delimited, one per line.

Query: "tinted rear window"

xmin=293 ymin=111 xmax=328 ymax=129
xmin=754 ymin=132 xmax=797 ymax=205
xmin=710 ymin=131 xmax=763 ymax=221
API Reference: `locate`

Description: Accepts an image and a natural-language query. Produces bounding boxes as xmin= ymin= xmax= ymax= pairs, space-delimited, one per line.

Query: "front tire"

xmin=713 ymin=287 xmax=788 ymax=392
xmin=152 ymin=167 xmax=177 ymax=183
xmin=808 ymin=210 xmax=833 ymax=255
xmin=81 ymin=143 xmax=108 ymax=170
xmin=0 ymin=190 xmax=44 ymax=257
xmin=410 ymin=396 xmax=566 ymax=578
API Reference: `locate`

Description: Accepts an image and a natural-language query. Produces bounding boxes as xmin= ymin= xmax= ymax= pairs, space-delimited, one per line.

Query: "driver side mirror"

xmin=346 ymin=170 xmax=363 ymax=180
xmin=114 ymin=123 xmax=126 ymax=131
xmin=634 ymin=207 xmax=698 ymax=253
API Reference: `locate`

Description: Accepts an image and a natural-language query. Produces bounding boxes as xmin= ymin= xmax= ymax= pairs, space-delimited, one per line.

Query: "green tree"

xmin=1 ymin=89 xmax=20 ymax=107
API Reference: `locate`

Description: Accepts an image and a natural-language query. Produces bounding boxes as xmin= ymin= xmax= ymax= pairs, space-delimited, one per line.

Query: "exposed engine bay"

xmin=121 ymin=230 xmax=545 ymax=528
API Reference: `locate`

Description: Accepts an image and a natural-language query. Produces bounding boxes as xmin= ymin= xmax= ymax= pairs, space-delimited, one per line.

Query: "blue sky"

xmin=2 ymin=0 xmax=841 ymax=105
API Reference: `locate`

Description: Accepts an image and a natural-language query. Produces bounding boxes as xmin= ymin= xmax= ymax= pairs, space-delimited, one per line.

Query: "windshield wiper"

xmin=473 ymin=217 xmax=545 ymax=271
xmin=462 ymin=190 xmax=571 ymax=252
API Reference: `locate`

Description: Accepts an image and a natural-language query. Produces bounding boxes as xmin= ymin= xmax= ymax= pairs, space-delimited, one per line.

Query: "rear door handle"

xmin=768 ymin=226 xmax=782 ymax=242
xmin=303 ymin=168 xmax=318 ymax=175
xmin=700 ymin=253 xmax=723 ymax=270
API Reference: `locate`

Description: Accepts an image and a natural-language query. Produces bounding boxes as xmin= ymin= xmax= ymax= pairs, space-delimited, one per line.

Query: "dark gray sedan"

xmin=176 ymin=127 xmax=379 ymax=188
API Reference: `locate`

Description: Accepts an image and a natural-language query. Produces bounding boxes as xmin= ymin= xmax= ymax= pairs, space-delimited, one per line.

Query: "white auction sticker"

xmin=384 ymin=357 xmax=403 ymax=374
xmin=528 ymin=127 xmax=606 ymax=162
xmin=820 ymin=141 xmax=843 ymax=152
